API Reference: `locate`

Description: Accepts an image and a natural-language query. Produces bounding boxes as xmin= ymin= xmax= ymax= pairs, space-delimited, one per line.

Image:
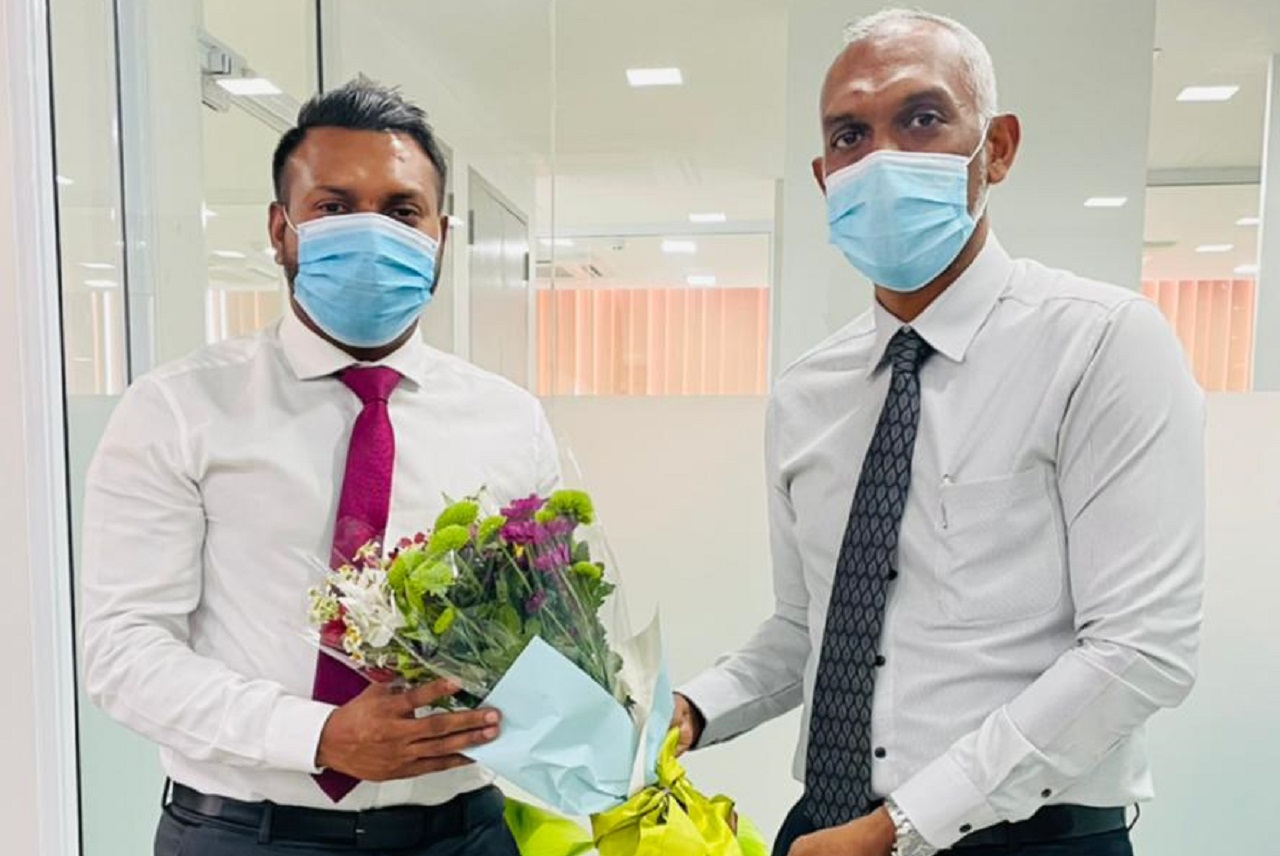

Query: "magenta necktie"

xmin=312 ymin=365 xmax=402 ymax=802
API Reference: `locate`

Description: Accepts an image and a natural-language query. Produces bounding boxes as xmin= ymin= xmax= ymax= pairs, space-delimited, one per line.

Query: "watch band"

xmin=886 ymin=798 xmax=939 ymax=856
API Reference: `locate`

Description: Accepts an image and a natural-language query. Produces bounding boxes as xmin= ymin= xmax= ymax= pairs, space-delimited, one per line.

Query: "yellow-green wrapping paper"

xmin=506 ymin=730 xmax=769 ymax=856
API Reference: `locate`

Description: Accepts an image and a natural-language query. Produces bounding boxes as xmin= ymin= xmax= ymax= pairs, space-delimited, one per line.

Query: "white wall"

xmin=776 ymin=0 xmax=1156 ymax=369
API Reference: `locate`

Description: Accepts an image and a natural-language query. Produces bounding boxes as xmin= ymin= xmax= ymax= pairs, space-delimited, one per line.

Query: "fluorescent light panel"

xmin=1177 ymin=85 xmax=1239 ymax=102
xmin=689 ymin=212 xmax=727 ymax=223
xmin=1235 ymin=264 xmax=1260 ymax=275
xmin=1195 ymin=243 xmax=1234 ymax=253
xmin=539 ymin=238 xmax=575 ymax=248
xmin=81 ymin=262 xmax=115 ymax=271
xmin=84 ymin=279 xmax=118 ymax=289
xmin=686 ymin=275 xmax=717 ymax=286
xmin=662 ymin=239 xmax=697 ymax=254
xmin=627 ymin=67 xmax=683 ymax=87
xmin=212 ymin=250 xmax=247 ymax=260
xmin=216 ymin=77 xmax=283 ymax=96
xmin=1084 ymin=197 xmax=1128 ymax=208
xmin=56 ymin=175 xmax=74 ymax=186
xmin=1237 ymin=216 xmax=1261 ymax=227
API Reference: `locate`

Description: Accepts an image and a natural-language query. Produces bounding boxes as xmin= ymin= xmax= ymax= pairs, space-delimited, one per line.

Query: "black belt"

xmin=168 ymin=782 xmax=504 ymax=849
xmin=953 ymin=805 xmax=1128 ymax=849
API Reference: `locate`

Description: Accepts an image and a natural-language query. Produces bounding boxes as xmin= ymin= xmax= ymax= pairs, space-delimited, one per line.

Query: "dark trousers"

xmin=772 ymin=800 xmax=1133 ymax=856
xmin=154 ymin=795 xmax=519 ymax=856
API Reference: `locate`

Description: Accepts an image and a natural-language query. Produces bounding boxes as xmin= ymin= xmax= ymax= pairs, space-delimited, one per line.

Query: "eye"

xmin=831 ymin=128 xmax=865 ymax=151
xmin=389 ymin=207 xmax=422 ymax=224
xmin=907 ymin=111 xmax=944 ymax=130
xmin=317 ymin=201 xmax=349 ymax=216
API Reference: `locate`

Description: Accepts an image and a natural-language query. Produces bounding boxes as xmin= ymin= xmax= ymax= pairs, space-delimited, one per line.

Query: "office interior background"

xmin=1 ymin=0 xmax=1278 ymax=852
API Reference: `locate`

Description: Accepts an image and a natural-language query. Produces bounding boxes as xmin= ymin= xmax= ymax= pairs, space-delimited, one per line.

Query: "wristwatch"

xmin=885 ymin=798 xmax=938 ymax=856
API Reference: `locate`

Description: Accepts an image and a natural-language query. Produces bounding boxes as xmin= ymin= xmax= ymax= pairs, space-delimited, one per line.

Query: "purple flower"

xmin=501 ymin=520 xmax=539 ymax=545
xmin=501 ymin=494 xmax=546 ymax=523
xmin=532 ymin=544 xmax=571 ymax=572
xmin=544 ymin=518 xmax=575 ymax=538
xmin=526 ymin=591 xmax=547 ymax=613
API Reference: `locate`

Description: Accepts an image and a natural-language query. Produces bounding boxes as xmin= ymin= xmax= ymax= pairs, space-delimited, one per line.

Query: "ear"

xmin=811 ymin=156 xmax=828 ymax=194
xmin=432 ymin=215 xmax=450 ymax=294
xmin=985 ymin=114 xmax=1021 ymax=186
xmin=267 ymin=201 xmax=288 ymax=264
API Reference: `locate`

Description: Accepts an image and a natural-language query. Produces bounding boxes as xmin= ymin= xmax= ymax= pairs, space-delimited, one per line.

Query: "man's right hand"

xmin=672 ymin=692 xmax=706 ymax=756
xmin=315 ymin=678 xmax=499 ymax=781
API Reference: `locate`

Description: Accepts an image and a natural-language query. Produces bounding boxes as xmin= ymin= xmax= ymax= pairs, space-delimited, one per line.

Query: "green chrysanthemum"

xmin=533 ymin=508 xmax=557 ymax=524
xmin=434 ymin=500 xmax=480 ymax=533
xmin=409 ymin=560 xmax=455 ymax=600
xmin=547 ymin=489 xmax=595 ymax=525
xmin=427 ymin=524 xmax=471 ymax=557
xmin=571 ymin=561 xmax=603 ymax=581
xmin=387 ymin=548 xmax=430 ymax=594
xmin=477 ymin=515 xmax=507 ymax=545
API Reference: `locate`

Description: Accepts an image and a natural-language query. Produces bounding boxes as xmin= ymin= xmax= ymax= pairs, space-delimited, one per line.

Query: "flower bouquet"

xmin=308 ymin=487 xmax=765 ymax=854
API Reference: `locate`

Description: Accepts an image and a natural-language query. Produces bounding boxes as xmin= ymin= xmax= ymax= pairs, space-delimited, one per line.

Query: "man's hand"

xmin=316 ymin=679 xmax=499 ymax=781
xmin=789 ymin=808 xmax=896 ymax=856
xmin=672 ymin=693 xmax=706 ymax=755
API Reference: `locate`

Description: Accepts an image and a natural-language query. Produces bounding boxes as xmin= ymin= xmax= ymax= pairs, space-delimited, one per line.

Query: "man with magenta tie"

xmin=81 ymin=80 xmax=556 ymax=855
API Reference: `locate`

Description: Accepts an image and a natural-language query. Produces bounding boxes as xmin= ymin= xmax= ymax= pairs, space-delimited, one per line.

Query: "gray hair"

xmin=844 ymin=8 xmax=999 ymax=122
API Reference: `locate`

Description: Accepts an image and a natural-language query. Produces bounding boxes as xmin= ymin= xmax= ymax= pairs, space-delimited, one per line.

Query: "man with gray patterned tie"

xmin=674 ymin=9 xmax=1204 ymax=856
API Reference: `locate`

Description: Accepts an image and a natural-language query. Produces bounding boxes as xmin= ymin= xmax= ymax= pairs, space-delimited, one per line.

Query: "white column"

xmin=1254 ymin=54 xmax=1280 ymax=390
xmin=0 ymin=0 xmax=81 ymax=852
xmin=116 ymin=0 xmax=208 ymax=373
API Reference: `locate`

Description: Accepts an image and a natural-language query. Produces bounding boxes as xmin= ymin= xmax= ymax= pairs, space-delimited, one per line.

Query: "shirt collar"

xmin=869 ymin=233 xmax=1014 ymax=372
xmin=278 ymin=308 xmax=429 ymax=388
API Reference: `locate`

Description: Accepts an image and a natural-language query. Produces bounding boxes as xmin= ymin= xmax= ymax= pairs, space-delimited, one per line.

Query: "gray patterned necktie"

xmin=805 ymin=326 xmax=934 ymax=828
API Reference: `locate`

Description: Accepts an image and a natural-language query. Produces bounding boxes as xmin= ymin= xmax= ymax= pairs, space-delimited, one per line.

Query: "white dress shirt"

xmin=680 ymin=235 xmax=1205 ymax=848
xmin=81 ymin=310 xmax=560 ymax=809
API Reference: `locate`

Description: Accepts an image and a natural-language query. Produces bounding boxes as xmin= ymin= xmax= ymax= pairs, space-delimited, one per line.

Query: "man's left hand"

xmin=789 ymin=807 xmax=896 ymax=856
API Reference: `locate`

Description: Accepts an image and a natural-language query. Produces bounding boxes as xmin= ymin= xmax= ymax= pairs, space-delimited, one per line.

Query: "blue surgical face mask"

xmin=289 ymin=212 xmax=439 ymax=349
xmin=825 ymin=132 xmax=988 ymax=293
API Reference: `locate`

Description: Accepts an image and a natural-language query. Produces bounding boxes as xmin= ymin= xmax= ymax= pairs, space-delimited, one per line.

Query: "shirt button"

xmin=959 ymin=824 xmax=973 ymax=834
xmin=1041 ymin=789 xmax=1052 ymax=798
xmin=886 ymin=569 xmax=899 ymax=581
xmin=874 ymin=747 xmax=887 ymax=759
xmin=874 ymin=655 xmax=886 ymax=667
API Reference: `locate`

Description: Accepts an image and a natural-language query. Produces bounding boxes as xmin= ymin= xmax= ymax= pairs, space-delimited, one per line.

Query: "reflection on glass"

xmin=536 ymin=234 xmax=771 ymax=396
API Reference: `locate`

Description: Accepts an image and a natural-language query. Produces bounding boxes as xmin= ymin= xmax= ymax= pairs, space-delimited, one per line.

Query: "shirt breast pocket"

xmin=934 ymin=466 xmax=1065 ymax=624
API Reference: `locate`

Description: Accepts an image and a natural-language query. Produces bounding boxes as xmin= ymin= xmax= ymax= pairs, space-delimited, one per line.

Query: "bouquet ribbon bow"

xmin=505 ymin=730 xmax=768 ymax=856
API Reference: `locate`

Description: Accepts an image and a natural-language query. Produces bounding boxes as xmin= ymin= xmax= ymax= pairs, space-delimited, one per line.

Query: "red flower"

xmin=320 ymin=618 xmax=346 ymax=648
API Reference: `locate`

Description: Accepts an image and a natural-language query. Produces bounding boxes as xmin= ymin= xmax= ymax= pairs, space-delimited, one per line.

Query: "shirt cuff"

xmin=891 ymin=753 xmax=1000 ymax=850
xmin=676 ymin=668 xmax=758 ymax=748
xmin=265 ymin=696 xmax=337 ymax=774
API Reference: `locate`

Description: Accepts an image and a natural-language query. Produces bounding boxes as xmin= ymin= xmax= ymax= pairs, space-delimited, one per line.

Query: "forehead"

xmin=821 ymin=22 xmax=974 ymax=115
xmin=285 ymin=127 xmax=440 ymax=198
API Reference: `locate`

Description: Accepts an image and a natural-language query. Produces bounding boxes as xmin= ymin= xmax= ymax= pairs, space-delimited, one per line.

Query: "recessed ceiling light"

xmin=56 ymin=175 xmax=74 ymax=187
xmin=1084 ymin=197 xmax=1128 ymax=208
xmin=539 ymin=238 xmax=575 ymax=248
xmin=212 ymin=250 xmax=247 ymax=260
xmin=216 ymin=77 xmax=283 ymax=96
xmin=81 ymin=262 xmax=116 ymax=271
xmin=84 ymin=279 xmax=118 ymax=289
xmin=689 ymin=212 xmax=727 ymax=224
xmin=662 ymin=239 xmax=697 ymax=254
xmin=1195 ymin=243 xmax=1234 ymax=253
xmin=627 ymin=67 xmax=683 ymax=87
xmin=1237 ymin=216 xmax=1261 ymax=227
xmin=1234 ymin=264 xmax=1259 ymax=275
xmin=686 ymin=275 xmax=717 ymax=286
xmin=1177 ymin=85 xmax=1239 ymax=102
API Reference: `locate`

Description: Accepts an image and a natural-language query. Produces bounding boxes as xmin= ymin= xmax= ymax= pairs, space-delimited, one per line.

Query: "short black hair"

xmin=271 ymin=79 xmax=448 ymax=206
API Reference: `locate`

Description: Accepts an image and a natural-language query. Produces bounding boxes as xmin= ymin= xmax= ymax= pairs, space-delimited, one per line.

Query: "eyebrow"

xmin=311 ymin=186 xmax=429 ymax=204
xmin=823 ymin=86 xmax=959 ymax=129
